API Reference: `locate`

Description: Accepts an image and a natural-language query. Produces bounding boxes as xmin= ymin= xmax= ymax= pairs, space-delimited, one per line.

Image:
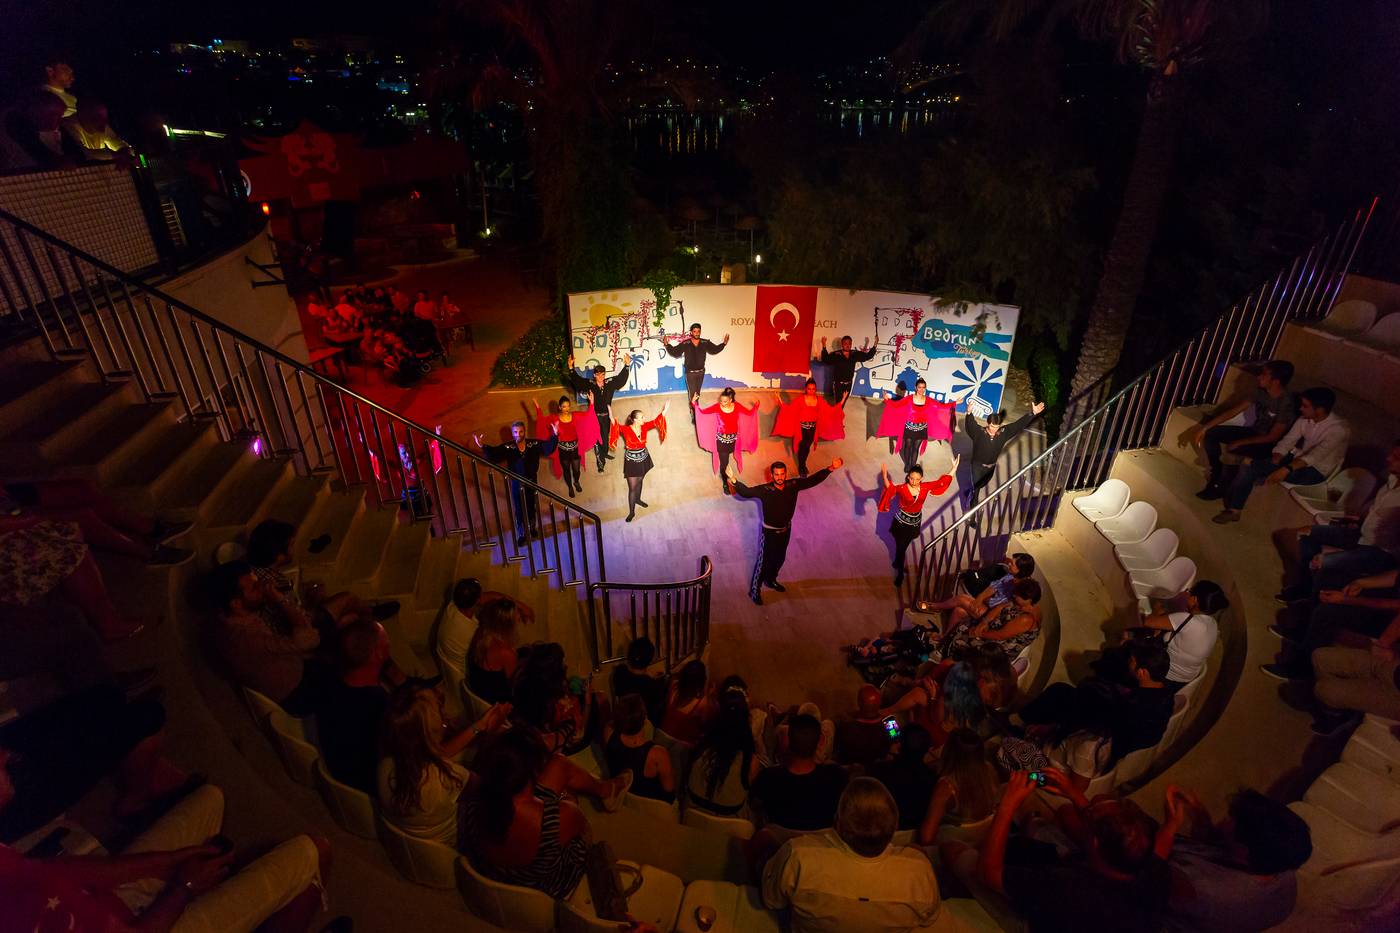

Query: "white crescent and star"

xmin=768 ymin=302 xmax=801 ymax=342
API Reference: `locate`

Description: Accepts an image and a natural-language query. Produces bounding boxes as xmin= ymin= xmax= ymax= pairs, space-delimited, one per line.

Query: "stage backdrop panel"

xmin=566 ymin=286 xmax=1019 ymax=416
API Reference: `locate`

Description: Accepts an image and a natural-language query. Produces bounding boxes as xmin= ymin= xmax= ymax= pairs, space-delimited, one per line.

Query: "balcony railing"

xmin=588 ymin=556 xmax=713 ymax=672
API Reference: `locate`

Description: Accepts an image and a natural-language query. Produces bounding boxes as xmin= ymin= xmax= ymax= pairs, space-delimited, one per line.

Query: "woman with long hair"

xmin=772 ymin=378 xmax=844 ymax=478
xmin=466 ymin=597 xmax=520 ymax=704
xmin=609 ymin=402 xmax=669 ymax=522
xmin=918 ymin=728 xmax=1001 ymax=846
xmin=375 ymin=682 xmax=508 ymax=845
xmin=934 ymin=578 xmax=1044 ymax=663
xmin=686 ymin=683 xmax=759 ymax=816
xmin=659 ymin=659 xmax=713 ymax=744
xmin=878 ymin=458 xmax=957 ymax=587
xmin=534 ymin=395 xmax=600 ymax=498
xmin=694 ymin=387 xmax=759 ymax=494
xmin=510 ymin=642 xmax=602 ymax=755
xmin=877 ymin=378 xmax=957 ymax=473
xmin=880 ymin=660 xmax=987 ymax=754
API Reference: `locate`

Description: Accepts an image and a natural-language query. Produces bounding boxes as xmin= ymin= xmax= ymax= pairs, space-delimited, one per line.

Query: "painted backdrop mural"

xmin=566 ymin=285 xmax=1019 ymax=417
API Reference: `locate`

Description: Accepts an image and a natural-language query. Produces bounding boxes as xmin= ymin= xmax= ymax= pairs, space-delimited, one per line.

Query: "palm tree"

xmin=908 ymin=1 xmax=1267 ymax=404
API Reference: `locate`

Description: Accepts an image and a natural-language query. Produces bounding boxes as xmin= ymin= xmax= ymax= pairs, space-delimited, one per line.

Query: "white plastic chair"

xmin=241 ymin=686 xmax=284 ymax=730
xmin=1306 ymin=762 xmax=1400 ymax=835
xmin=267 ymin=709 xmax=319 ymax=786
xmin=1289 ymin=800 xmax=1400 ymax=876
xmin=1011 ymin=655 xmax=1031 ymax=691
xmin=1356 ymin=312 xmax=1400 ymax=353
xmin=460 ymin=682 xmax=492 ymax=721
xmin=1083 ymin=770 xmax=1117 ymax=799
xmin=675 ymin=881 xmax=782 ymax=933
xmin=625 ymin=792 xmax=681 ymax=823
xmin=1292 ymin=467 xmax=1379 ymax=520
xmin=456 ymin=856 xmax=555 ymax=931
xmin=1115 ymin=528 xmax=1179 ymax=573
xmin=377 ymin=815 xmax=457 ymax=888
xmin=1342 ymin=719 xmax=1400 ymax=784
xmin=562 ymin=861 xmax=684 ymax=933
xmin=314 ymin=758 xmax=378 ymax=839
xmin=1309 ymin=299 xmax=1378 ymax=339
xmin=1130 ymin=556 xmax=1197 ymax=602
xmin=1176 ymin=662 xmax=1209 ymax=707
xmin=682 ymin=805 xmax=756 ymax=840
xmin=1095 ymin=501 xmax=1158 ymax=545
xmin=1113 ymin=747 xmax=1156 ymax=786
xmin=1072 ymin=478 xmax=1130 ymax=522
xmin=1156 ymin=694 xmax=1190 ymax=757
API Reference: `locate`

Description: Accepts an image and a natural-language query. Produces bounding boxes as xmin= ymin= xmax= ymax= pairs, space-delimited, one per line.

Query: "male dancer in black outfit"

xmin=818 ymin=335 xmax=877 ymax=406
xmin=665 ymin=323 xmax=729 ymax=421
xmin=726 ymin=457 xmax=843 ymax=605
xmin=565 ymin=353 xmax=636 ymax=472
xmin=965 ymin=401 xmax=1045 ymax=507
xmin=473 ymin=421 xmax=558 ymax=546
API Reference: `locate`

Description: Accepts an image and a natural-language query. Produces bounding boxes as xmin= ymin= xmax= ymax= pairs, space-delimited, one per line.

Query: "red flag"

xmin=753 ymin=285 xmax=818 ymax=373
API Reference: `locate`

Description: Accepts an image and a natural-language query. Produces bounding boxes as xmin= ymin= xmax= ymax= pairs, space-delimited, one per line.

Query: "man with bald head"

xmin=834 ymin=684 xmax=893 ymax=767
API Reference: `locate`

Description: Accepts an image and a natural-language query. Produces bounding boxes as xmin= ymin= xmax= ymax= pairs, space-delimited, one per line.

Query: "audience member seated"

xmin=769 ymin=701 xmax=836 ymax=765
xmin=434 ymin=578 xmax=534 ymax=710
xmin=412 ymin=290 xmax=438 ymax=321
xmin=1279 ymin=441 xmax=1400 ymax=601
xmin=0 ymin=597 xmax=123 ymax=695
xmin=316 ymin=619 xmax=404 ymax=793
xmin=246 ymin=519 xmax=396 ymax=631
xmin=1213 ymin=387 xmax=1349 ymax=524
xmin=0 ymin=89 xmax=81 ymax=170
xmin=762 ymin=777 xmax=958 ymax=932
xmin=749 ymin=714 xmax=848 ymax=831
xmin=511 ymin=642 xmax=603 ymax=756
xmin=466 ymin=597 xmax=523 ymax=704
xmin=867 ymin=724 xmax=936 ymax=832
xmin=834 ymin=685 xmax=893 ymax=767
xmin=0 ymin=686 xmax=194 ymax=842
xmin=1135 ymin=580 xmax=1228 ymax=690
xmin=1005 ymin=697 xmax=1115 ymax=794
xmin=918 ymin=728 xmax=1001 ymax=846
xmin=1190 ymin=359 xmax=1296 ymax=500
xmin=1021 ymin=640 xmax=1175 ymax=764
xmin=660 ymin=659 xmax=715 ymax=744
xmin=0 ymin=774 xmax=330 ymax=933
xmin=461 ymin=729 xmax=629 ymax=897
xmin=376 ymin=681 xmax=509 ymax=845
xmin=957 ymin=769 xmax=1169 ymax=933
xmin=1309 ymin=635 xmax=1400 ymax=734
xmin=63 ymin=98 xmax=132 ymax=162
xmin=931 ymin=578 xmax=1042 ymax=663
xmin=207 ymin=560 xmax=332 ymax=715
xmin=1263 ymin=569 xmax=1399 ymax=683
xmin=927 ymin=551 xmax=1037 ymax=626
xmin=611 ymin=636 xmax=667 ymax=726
xmin=1157 ymin=785 xmax=1312 ymax=932
xmin=602 ymin=694 xmax=675 ymax=803
xmin=686 ymin=685 xmax=760 ymax=817
xmin=3 ymin=477 xmax=193 ymax=565
xmin=880 ymin=660 xmax=990 ymax=754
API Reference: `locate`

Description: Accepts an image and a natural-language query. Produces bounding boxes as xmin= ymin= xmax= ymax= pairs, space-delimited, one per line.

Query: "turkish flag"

xmin=753 ymin=285 xmax=818 ymax=373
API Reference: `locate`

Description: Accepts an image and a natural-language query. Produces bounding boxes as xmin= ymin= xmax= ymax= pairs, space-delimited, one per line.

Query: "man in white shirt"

xmin=1279 ymin=442 xmax=1400 ymax=600
xmin=41 ymin=61 xmax=78 ymax=118
xmin=1214 ymin=388 xmax=1349 ymax=524
xmin=762 ymin=777 xmax=960 ymax=932
xmin=430 ymin=577 xmax=532 ymax=717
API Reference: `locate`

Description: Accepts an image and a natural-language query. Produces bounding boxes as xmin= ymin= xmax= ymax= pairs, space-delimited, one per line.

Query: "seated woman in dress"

xmin=375 ymin=681 xmax=509 ymax=845
xmin=659 ymin=659 xmax=714 ymax=745
xmin=933 ymin=578 xmax=1043 ymax=663
xmin=461 ymin=729 xmax=630 ymax=898
xmin=686 ymin=687 xmax=760 ymax=817
xmin=510 ymin=642 xmax=604 ymax=756
xmin=466 ymin=598 xmax=521 ymax=704
xmin=602 ymin=693 xmax=675 ymax=803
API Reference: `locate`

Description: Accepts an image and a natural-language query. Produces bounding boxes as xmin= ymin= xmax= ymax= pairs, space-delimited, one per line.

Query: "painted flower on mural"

xmin=949 ymin=357 xmax=1004 ymax=418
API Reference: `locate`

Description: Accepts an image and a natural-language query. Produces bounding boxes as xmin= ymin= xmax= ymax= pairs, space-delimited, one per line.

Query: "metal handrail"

xmin=589 ymin=556 xmax=713 ymax=673
xmin=909 ymin=198 xmax=1378 ymax=601
xmin=0 ymin=205 xmax=608 ymax=591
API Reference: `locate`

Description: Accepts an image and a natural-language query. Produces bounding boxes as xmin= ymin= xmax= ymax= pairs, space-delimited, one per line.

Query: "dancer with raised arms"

xmin=726 ymin=457 xmax=843 ymax=605
xmin=694 ymin=387 xmax=759 ymax=495
xmin=474 ymin=420 xmax=558 ymax=546
xmin=878 ymin=378 xmax=957 ymax=473
xmin=818 ymin=335 xmax=876 ymax=406
xmin=610 ymin=402 xmax=670 ymax=523
xmin=565 ymin=353 xmax=637 ymax=473
xmin=534 ymin=395 xmax=600 ymax=498
xmin=879 ymin=458 xmax=958 ymax=587
xmin=965 ymin=401 xmax=1045 ymax=507
xmin=773 ymin=378 xmax=846 ymax=477
xmin=665 ymin=323 xmax=728 ymax=420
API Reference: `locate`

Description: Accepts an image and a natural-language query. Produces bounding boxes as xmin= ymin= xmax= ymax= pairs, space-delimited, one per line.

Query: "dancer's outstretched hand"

xmin=567 ymin=355 xmax=575 ymax=367
xmin=661 ymin=401 xmax=670 ymax=414
xmin=880 ymin=462 xmax=890 ymax=480
xmin=1032 ymin=401 xmax=1046 ymax=415
xmin=830 ymin=458 xmax=845 ymax=471
xmin=550 ymin=420 xmax=559 ymax=435
xmin=471 ymin=433 xmax=483 ymax=448
xmin=722 ymin=333 xmax=730 ymax=344
xmin=950 ymin=454 xmax=961 ymax=471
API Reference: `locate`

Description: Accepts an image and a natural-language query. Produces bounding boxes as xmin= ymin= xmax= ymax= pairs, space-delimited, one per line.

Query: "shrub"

xmin=491 ymin=316 xmax=568 ymax=388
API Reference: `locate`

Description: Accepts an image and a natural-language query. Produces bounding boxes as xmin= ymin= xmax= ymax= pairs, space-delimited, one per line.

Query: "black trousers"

xmin=750 ymin=526 xmax=792 ymax=598
xmin=594 ymin=414 xmax=611 ymax=470
xmin=1201 ymin=425 xmax=1272 ymax=486
xmin=899 ymin=428 xmax=927 ymax=473
xmin=967 ymin=464 xmax=997 ymax=507
xmin=828 ymin=378 xmax=852 ymax=406
xmin=561 ymin=450 xmax=583 ymax=491
xmin=718 ymin=440 xmax=736 ymax=493
xmin=797 ymin=425 xmax=817 ymax=475
xmin=891 ymin=519 xmax=921 ymax=572
xmin=508 ymin=480 xmax=540 ymax=535
xmin=686 ymin=371 xmax=705 ymax=419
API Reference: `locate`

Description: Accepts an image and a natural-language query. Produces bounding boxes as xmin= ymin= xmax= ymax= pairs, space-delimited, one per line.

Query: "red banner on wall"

xmin=752 ymin=285 xmax=818 ymax=373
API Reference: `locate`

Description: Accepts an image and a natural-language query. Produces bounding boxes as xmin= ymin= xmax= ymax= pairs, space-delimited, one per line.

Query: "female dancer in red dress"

xmin=772 ymin=378 xmax=845 ymax=477
xmin=534 ymin=396 xmax=601 ymax=497
xmin=609 ymin=402 xmax=669 ymax=522
xmin=877 ymin=378 xmax=957 ymax=473
xmin=878 ymin=457 xmax=958 ymax=587
xmin=694 ymin=388 xmax=759 ymax=494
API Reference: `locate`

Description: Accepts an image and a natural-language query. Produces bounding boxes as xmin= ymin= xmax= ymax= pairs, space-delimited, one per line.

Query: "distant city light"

xmin=754 ymin=254 xmax=762 ymax=264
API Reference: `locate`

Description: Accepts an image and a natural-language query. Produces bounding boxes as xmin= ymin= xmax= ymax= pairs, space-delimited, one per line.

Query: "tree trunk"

xmin=1067 ymin=72 xmax=1189 ymax=408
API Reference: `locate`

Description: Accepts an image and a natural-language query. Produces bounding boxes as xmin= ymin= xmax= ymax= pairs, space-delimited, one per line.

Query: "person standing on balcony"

xmin=1 ymin=89 xmax=82 ymax=171
xmin=1190 ymin=360 xmax=1296 ymax=501
xmin=62 ymin=99 xmax=132 ymax=163
xmin=819 ymin=335 xmax=877 ymax=406
xmin=566 ymin=354 xmax=637 ymax=473
xmin=474 ymin=421 xmax=559 ymax=546
xmin=878 ymin=379 xmax=958 ymax=474
xmin=1213 ymin=388 xmax=1350 ymax=524
xmin=726 ymin=457 xmax=843 ymax=605
xmin=964 ymin=401 xmax=1046 ymax=508
xmin=40 ymin=60 xmax=77 ymax=118
xmin=609 ymin=403 xmax=669 ymax=523
xmin=879 ymin=459 xmax=958 ymax=588
xmin=665 ymin=323 xmax=729 ymax=421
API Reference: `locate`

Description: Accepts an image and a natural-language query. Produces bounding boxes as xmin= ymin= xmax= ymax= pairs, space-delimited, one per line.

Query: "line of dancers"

xmin=474 ymin=345 xmax=1044 ymax=596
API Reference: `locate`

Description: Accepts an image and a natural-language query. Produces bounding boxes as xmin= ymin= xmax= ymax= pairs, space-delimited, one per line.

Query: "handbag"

xmin=584 ymin=840 xmax=643 ymax=921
